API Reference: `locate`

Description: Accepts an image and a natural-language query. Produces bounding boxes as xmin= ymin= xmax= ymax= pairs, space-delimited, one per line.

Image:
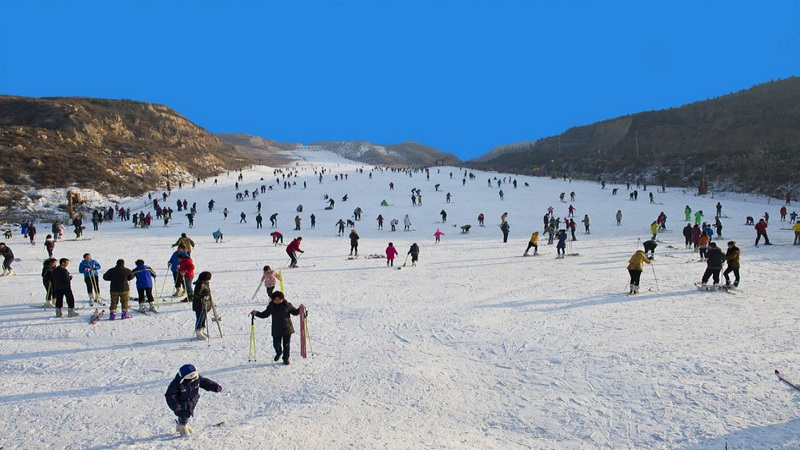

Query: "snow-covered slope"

xmin=1 ymin=152 xmax=799 ymax=449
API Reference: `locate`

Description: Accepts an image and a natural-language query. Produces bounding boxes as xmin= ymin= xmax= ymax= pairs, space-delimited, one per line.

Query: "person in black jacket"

xmin=408 ymin=243 xmax=420 ymax=266
xmin=41 ymin=258 xmax=57 ymax=307
xmin=0 ymin=242 xmax=14 ymax=275
xmin=192 ymin=272 xmax=213 ymax=340
xmin=164 ymin=364 xmax=222 ymax=436
xmin=52 ymin=258 xmax=79 ymax=317
xmin=682 ymin=223 xmax=693 ymax=248
xmin=349 ymin=229 xmax=359 ymax=256
xmin=251 ymin=291 xmax=300 ymax=365
xmin=103 ymin=259 xmax=134 ymax=320
xmin=700 ymin=242 xmax=725 ymax=288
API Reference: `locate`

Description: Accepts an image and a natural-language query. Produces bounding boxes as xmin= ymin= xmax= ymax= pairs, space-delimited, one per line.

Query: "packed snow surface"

xmin=1 ymin=150 xmax=799 ymax=449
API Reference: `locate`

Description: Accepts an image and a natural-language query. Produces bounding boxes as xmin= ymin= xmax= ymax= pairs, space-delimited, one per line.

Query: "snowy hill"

xmin=1 ymin=151 xmax=799 ymax=449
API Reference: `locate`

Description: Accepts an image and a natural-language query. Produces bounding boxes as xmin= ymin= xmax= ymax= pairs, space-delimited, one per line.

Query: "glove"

xmin=216 ymin=386 xmax=223 ymax=393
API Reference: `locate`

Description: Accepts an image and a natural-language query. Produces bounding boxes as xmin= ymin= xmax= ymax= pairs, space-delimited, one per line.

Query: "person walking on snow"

xmin=683 ymin=223 xmax=693 ymax=248
xmin=251 ymin=291 xmax=300 ymax=365
xmin=500 ymin=221 xmax=510 ymax=243
xmin=434 ymin=229 xmax=445 ymax=244
xmin=407 ymin=243 xmax=420 ymax=266
xmin=192 ymin=271 xmax=213 ymax=339
xmin=627 ymin=250 xmax=652 ymax=294
xmin=103 ymin=259 xmax=134 ymax=320
xmin=260 ymin=266 xmax=282 ymax=297
xmin=700 ymin=242 xmax=725 ymax=288
xmin=164 ymin=364 xmax=222 ymax=437
xmin=581 ymin=215 xmax=590 ymax=234
xmin=616 ymin=210 xmax=623 ymax=226
xmin=385 ymin=242 xmax=398 ymax=266
xmin=403 ymin=215 xmax=412 ymax=231
xmin=349 ymin=229 xmax=360 ymax=256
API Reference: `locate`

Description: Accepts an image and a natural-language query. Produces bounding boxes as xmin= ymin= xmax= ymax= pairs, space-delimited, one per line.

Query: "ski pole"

xmin=402 ymin=253 xmax=410 ymax=267
xmin=248 ymin=313 xmax=257 ymax=362
xmin=279 ymin=271 xmax=284 ymax=293
xmin=650 ymin=262 xmax=660 ymax=291
xmin=251 ymin=280 xmax=264 ymax=300
xmin=159 ymin=264 xmax=171 ymax=298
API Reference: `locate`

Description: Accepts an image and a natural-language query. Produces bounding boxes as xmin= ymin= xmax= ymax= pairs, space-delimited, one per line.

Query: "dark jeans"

xmin=55 ymin=289 xmax=76 ymax=309
xmin=628 ymin=269 xmax=642 ymax=286
xmin=172 ymin=271 xmax=181 ymax=289
xmin=273 ymin=334 xmax=291 ymax=361
xmin=288 ymin=252 xmax=298 ymax=267
xmin=755 ymin=232 xmax=770 ymax=245
xmin=265 ymin=285 xmax=275 ymax=296
xmin=137 ymin=287 xmax=154 ymax=303
xmin=723 ymin=267 xmax=740 ymax=285
xmin=702 ymin=268 xmax=722 ymax=284
xmin=183 ymin=276 xmax=194 ymax=298
xmin=2 ymin=256 xmax=12 ymax=271
xmin=525 ymin=243 xmax=538 ymax=254
xmin=195 ymin=308 xmax=207 ymax=330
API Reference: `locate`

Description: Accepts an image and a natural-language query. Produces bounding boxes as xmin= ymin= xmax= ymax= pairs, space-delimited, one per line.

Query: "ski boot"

xmin=138 ymin=304 xmax=147 ymax=313
xmin=55 ymin=308 xmax=63 ymax=317
xmin=121 ymin=310 xmax=131 ymax=320
xmin=149 ymin=302 xmax=157 ymax=313
xmin=176 ymin=423 xmax=193 ymax=436
xmin=45 ymin=300 xmax=55 ymax=308
xmin=67 ymin=308 xmax=80 ymax=317
xmin=109 ymin=311 xmax=116 ymax=320
xmin=195 ymin=328 xmax=208 ymax=340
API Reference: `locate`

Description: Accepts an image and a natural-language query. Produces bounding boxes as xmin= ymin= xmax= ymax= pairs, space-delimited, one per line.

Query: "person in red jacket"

xmin=385 ymin=242 xmax=398 ymax=267
xmin=286 ymin=237 xmax=304 ymax=268
xmin=754 ymin=218 xmax=771 ymax=246
xmin=178 ymin=254 xmax=195 ymax=302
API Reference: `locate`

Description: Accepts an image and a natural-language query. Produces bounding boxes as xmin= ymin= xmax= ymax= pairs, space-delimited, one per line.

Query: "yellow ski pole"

xmin=279 ymin=271 xmax=284 ymax=292
xmin=248 ymin=314 xmax=257 ymax=362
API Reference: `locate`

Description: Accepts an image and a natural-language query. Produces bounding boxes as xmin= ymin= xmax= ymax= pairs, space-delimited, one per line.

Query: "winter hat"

xmin=179 ymin=364 xmax=199 ymax=382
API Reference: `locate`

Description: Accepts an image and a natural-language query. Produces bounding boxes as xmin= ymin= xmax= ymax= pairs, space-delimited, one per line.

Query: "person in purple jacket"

xmin=133 ymin=259 xmax=158 ymax=313
xmin=164 ymin=364 xmax=222 ymax=436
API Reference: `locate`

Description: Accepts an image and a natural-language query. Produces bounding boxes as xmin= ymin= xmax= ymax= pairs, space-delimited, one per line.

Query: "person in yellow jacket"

xmin=523 ymin=232 xmax=539 ymax=256
xmin=793 ymin=221 xmax=800 ymax=245
xmin=650 ymin=221 xmax=659 ymax=240
xmin=627 ymin=250 xmax=652 ymax=294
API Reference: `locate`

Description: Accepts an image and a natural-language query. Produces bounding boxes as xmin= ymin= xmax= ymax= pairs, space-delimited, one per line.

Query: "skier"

xmin=755 ymin=218 xmax=771 ymax=246
xmin=336 ymin=219 xmax=346 ymax=236
xmin=251 ymin=291 xmax=300 ymax=365
xmin=192 ymin=271 xmax=213 ymax=339
xmin=78 ymin=253 xmax=102 ymax=305
xmin=716 ymin=202 xmax=723 ymax=218
xmin=434 ymin=229 xmax=445 ymax=244
xmin=294 ymin=215 xmax=302 ymax=231
xmin=698 ymin=231 xmax=710 ymax=261
xmin=446 ymin=193 xmax=451 ymax=203
xmin=642 ymin=239 xmax=658 ymax=259
xmin=212 ymin=229 xmax=223 ymax=243
xmin=780 ymin=206 xmax=788 ymax=222
xmin=178 ymin=253 xmax=195 ymax=302
xmin=403 ymin=215 xmax=412 ymax=231
xmin=723 ymin=241 xmax=741 ymax=288
xmin=310 ymin=214 xmax=316 ymax=229
xmin=390 ymin=218 xmax=399 ymax=232
xmin=616 ymin=210 xmax=623 ymax=226
xmin=260 ymin=266 xmax=282 ymax=297
xmin=27 ymin=223 xmax=36 ymax=245
xmin=164 ymin=364 xmax=222 ymax=436
xmin=683 ymin=223 xmax=693 ymax=248
xmin=440 ymin=210 xmax=447 ymax=223
xmin=650 ymin=221 xmax=659 ymax=240
xmin=478 ymin=213 xmax=485 ymax=227
xmin=133 ymin=259 xmax=158 ymax=313
xmin=286 ymin=237 xmax=304 ymax=268
xmin=41 ymin=258 xmax=57 ymax=307
xmin=407 ymin=243 xmax=420 ymax=267
xmin=270 ymin=213 xmax=278 ymax=227
xmin=523 ymin=231 xmax=539 ymax=256
xmin=270 ymin=231 xmax=284 ymax=245
xmin=794 ymin=221 xmax=800 ymax=245
xmin=685 ymin=205 xmax=692 ymax=221
xmin=714 ymin=216 xmax=723 ymax=238
xmin=223 ymin=208 xmax=229 ymax=219
xmin=694 ymin=210 xmax=703 ymax=226
xmin=103 ymin=259 xmax=134 ymax=320
xmin=52 ymin=258 xmax=79 ymax=317
xmin=377 ymin=214 xmax=384 ymax=230
xmin=349 ymin=229 xmax=360 ymax=256
xmin=499 ymin=190 xmax=504 ymax=200
xmin=581 ymin=215 xmax=590 ymax=234
xmin=256 ymin=213 xmax=263 ymax=229
xmin=555 ymin=229 xmax=568 ymax=258
xmin=627 ymin=250 xmax=652 ymax=294
xmin=700 ymin=242 xmax=724 ymax=288
xmin=240 ymin=212 xmax=247 ymax=224
xmin=172 ymin=233 xmax=196 ymax=255
xmin=386 ymin=242 xmax=398 ymax=267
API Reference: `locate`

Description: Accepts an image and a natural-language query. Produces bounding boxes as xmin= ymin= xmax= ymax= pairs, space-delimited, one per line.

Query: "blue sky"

xmin=2 ymin=1 xmax=798 ymax=160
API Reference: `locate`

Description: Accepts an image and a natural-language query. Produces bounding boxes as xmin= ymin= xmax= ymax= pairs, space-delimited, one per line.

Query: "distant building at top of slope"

xmin=295 ymin=144 xmax=323 ymax=151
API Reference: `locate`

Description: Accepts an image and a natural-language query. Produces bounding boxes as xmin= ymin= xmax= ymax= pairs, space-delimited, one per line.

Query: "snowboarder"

xmin=723 ymin=241 xmax=741 ymax=288
xmin=102 ymin=259 xmax=134 ymax=320
xmin=434 ymin=229 xmax=445 ymax=244
xmin=192 ymin=271 xmax=213 ymax=339
xmin=523 ymin=232 xmax=539 ymax=256
xmin=386 ymin=242 xmax=398 ymax=266
xmin=407 ymin=243 xmax=420 ymax=267
xmin=164 ymin=364 xmax=222 ymax=436
xmin=133 ymin=259 xmax=158 ymax=313
xmin=260 ymin=266 xmax=282 ymax=297
xmin=250 ymin=291 xmax=300 ymax=365
xmin=52 ymin=258 xmax=80 ymax=317
xmin=627 ymin=250 xmax=652 ymax=294
xmin=286 ymin=237 xmax=304 ymax=268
